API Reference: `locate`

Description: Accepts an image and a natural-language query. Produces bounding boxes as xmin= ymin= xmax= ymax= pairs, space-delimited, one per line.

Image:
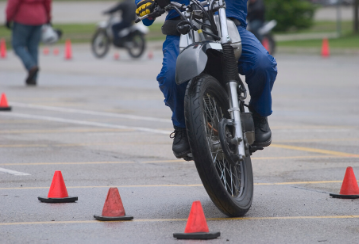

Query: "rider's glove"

xmin=136 ymin=0 xmax=156 ymax=17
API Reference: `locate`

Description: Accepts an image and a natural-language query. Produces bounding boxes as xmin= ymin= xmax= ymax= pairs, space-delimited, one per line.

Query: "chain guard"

xmin=218 ymin=118 xmax=240 ymax=166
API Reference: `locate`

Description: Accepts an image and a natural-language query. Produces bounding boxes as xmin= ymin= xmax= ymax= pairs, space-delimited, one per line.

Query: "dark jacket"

xmin=247 ymin=0 xmax=265 ymax=22
xmin=106 ymin=0 xmax=136 ymax=23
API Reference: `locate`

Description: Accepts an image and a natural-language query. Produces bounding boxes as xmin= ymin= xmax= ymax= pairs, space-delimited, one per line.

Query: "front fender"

xmin=175 ymin=42 xmax=223 ymax=85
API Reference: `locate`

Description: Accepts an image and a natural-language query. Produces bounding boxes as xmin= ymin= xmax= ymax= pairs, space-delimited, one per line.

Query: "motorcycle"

xmin=92 ymin=14 xmax=149 ymax=59
xmin=248 ymin=20 xmax=277 ymax=55
xmin=136 ymin=0 xmax=261 ymax=217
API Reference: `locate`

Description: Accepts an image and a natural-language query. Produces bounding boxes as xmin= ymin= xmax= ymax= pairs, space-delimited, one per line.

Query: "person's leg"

xmin=112 ymin=21 xmax=131 ymax=45
xmin=237 ymin=26 xmax=277 ymax=146
xmin=157 ymin=35 xmax=190 ymax=158
xmin=157 ymin=35 xmax=187 ymax=129
xmin=11 ymin=22 xmax=37 ymax=71
xmin=26 ymin=25 xmax=42 ymax=82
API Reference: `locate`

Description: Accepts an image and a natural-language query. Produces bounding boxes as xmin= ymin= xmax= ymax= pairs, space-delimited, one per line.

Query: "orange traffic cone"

xmin=0 ymin=93 xmax=11 ymax=111
xmin=330 ymin=167 xmax=359 ymax=199
xmin=53 ymin=48 xmax=59 ymax=56
xmin=43 ymin=47 xmax=49 ymax=55
xmin=321 ymin=38 xmax=330 ymax=58
xmin=38 ymin=171 xmax=78 ymax=203
xmin=148 ymin=50 xmax=153 ymax=59
xmin=64 ymin=39 xmax=72 ymax=60
xmin=0 ymin=39 xmax=7 ymax=58
xmin=114 ymin=52 xmax=120 ymax=60
xmin=173 ymin=201 xmax=220 ymax=240
xmin=262 ymin=38 xmax=270 ymax=53
xmin=94 ymin=187 xmax=133 ymax=221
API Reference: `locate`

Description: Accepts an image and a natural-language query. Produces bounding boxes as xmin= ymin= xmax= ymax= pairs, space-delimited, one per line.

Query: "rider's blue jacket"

xmin=135 ymin=0 xmax=248 ymax=28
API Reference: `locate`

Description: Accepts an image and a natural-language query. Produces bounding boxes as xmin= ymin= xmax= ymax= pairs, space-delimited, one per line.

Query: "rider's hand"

xmin=136 ymin=0 xmax=156 ymax=17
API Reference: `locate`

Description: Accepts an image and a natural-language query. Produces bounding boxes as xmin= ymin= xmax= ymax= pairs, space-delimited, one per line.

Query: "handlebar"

xmin=135 ymin=6 xmax=167 ymax=23
xmin=135 ymin=2 xmax=181 ymax=24
xmin=135 ymin=0 xmax=219 ymax=23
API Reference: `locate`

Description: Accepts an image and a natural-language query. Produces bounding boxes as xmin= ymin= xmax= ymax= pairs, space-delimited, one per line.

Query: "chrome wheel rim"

xmin=203 ymin=93 xmax=244 ymax=198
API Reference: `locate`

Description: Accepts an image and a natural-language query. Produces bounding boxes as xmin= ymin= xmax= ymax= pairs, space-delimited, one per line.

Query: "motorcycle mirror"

xmin=177 ymin=21 xmax=191 ymax=35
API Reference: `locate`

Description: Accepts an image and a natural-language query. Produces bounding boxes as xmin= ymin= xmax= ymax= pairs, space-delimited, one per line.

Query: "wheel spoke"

xmin=202 ymin=92 xmax=244 ymax=199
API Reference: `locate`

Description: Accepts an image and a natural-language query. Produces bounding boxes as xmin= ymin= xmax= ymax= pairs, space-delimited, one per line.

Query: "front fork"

xmin=218 ymin=0 xmax=246 ymax=158
xmin=227 ymin=81 xmax=246 ymax=159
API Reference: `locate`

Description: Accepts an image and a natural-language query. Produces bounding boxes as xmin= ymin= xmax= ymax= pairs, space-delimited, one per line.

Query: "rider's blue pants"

xmin=157 ymin=26 xmax=278 ymax=129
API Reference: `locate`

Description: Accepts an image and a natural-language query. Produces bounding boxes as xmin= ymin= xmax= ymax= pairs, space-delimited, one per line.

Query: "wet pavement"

xmin=1 ymin=47 xmax=359 ymax=243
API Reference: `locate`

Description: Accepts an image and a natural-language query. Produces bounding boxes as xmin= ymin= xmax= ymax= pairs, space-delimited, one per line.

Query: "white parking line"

xmin=1 ymin=113 xmax=171 ymax=135
xmin=10 ymin=103 xmax=354 ymax=133
xmin=11 ymin=102 xmax=171 ymax=123
xmin=0 ymin=167 xmax=30 ymax=176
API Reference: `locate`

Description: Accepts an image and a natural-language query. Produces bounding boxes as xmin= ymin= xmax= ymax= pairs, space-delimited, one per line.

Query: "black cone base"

xmin=329 ymin=193 xmax=359 ymax=199
xmin=173 ymin=232 xmax=220 ymax=240
xmin=38 ymin=196 xmax=78 ymax=203
xmin=0 ymin=106 xmax=11 ymax=111
xmin=94 ymin=215 xmax=133 ymax=221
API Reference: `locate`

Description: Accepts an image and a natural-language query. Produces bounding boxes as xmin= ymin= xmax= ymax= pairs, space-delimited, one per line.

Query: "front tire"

xmin=184 ymin=74 xmax=254 ymax=217
xmin=91 ymin=29 xmax=110 ymax=58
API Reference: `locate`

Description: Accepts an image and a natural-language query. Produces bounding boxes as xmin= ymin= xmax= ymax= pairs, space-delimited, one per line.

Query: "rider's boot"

xmin=170 ymin=127 xmax=191 ymax=159
xmin=250 ymin=108 xmax=272 ymax=147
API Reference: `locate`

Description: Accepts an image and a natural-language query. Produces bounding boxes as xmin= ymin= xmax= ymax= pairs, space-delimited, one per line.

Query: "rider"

xmin=104 ymin=0 xmax=137 ymax=46
xmin=247 ymin=0 xmax=266 ymax=42
xmin=136 ymin=0 xmax=277 ymax=159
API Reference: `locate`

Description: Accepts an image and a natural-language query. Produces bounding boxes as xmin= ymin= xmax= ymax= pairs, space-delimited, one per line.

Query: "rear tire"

xmin=91 ymin=29 xmax=110 ymax=58
xmin=127 ymin=33 xmax=146 ymax=58
xmin=184 ymin=74 xmax=254 ymax=217
xmin=263 ymin=34 xmax=276 ymax=55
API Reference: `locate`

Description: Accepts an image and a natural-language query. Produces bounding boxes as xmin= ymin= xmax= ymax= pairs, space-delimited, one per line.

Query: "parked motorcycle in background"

xmin=247 ymin=20 xmax=277 ymax=55
xmin=92 ymin=14 xmax=149 ymax=59
xmin=247 ymin=0 xmax=276 ymax=55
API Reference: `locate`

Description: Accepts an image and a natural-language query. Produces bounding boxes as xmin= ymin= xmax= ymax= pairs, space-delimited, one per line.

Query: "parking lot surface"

xmin=1 ymin=47 xmax=359 ymax=243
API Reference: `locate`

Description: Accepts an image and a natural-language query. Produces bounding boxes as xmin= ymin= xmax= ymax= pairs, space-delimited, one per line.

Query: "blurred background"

xmin=0 ymin=0 xmax=358 ymax=55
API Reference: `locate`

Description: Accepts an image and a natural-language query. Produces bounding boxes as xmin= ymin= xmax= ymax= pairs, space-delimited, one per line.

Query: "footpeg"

xmin=183 ymin=153 xmax=193 ymax=161
xmin=249 ymin=145 xmax=264 ymax=155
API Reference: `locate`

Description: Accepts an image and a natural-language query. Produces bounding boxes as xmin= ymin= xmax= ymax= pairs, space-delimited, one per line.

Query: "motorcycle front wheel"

xmin=91 ymin=29 xmax=110 ymax=58
xmin=126 ymin=33 xmax=146 ymax=58
xmin=184 ymin=73 xmax=254 ymax=217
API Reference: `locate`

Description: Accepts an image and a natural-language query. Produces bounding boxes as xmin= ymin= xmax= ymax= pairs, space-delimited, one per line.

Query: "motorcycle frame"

xmin=137 ymin=0 xmax=247 ymax=158
xmin=97 ymin=14 xmax=149 ymax=41
xmin=179 ymin=0 xmax=246 ymax=158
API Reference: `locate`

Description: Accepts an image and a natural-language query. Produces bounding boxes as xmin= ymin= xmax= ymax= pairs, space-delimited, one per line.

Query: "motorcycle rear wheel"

xmin=184 ymin=73 xmax=254 ymax=217
xmin=91 ymin=29 xmax=110 ymax=58
xmin=262 ymin=34 xmax=276 ymax=55
xmin=127 ymin=33 xmax=146 ymax=59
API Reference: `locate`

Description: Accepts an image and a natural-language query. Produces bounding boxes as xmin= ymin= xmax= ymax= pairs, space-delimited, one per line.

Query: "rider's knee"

xmin=157 ymin=60 xmax=176 ymax=87
xmin=253 ymin=51 xmax=277 ymax=79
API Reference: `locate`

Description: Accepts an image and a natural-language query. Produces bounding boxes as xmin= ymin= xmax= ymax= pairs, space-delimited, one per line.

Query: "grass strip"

xmin=0 ymin=22 xmax=164 ymax=49
xmin=278 ymin=34 xmax=359 ymax=49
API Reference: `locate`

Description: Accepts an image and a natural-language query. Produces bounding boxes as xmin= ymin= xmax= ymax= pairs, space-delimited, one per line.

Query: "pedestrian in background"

xmin=5 ymin=0 xmax=52 ymax=86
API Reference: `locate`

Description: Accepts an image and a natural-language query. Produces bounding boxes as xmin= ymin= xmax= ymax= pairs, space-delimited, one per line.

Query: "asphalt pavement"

xmin=1 ymin=46 xmax=359 ymax=243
